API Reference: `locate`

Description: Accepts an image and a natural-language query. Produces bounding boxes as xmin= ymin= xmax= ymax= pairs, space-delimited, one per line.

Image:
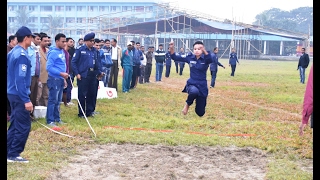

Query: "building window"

xmin=8 ymin=17 xmax=15 ymax=23
xmin=110 ymin=6 xmax=119 ymax=12
xmin=55 ymin=6 xmax=64 ymax=11
xmin=77 ymin=6 xmax=85 ymax=11
xmin=29 ymin=6 xmax=36 ymax=11
xmin=122 ymin=6 xmax=132 ymax=12
xmin=99 ymin=6 xmax=109 ymax=12
xmin=40 ymin=17 xmax=49 ymax=23
xmin=8 ymin=5 xmax=15 ymax=11
xmin=76 ymin=30 xmax=82 ymax=35
xmin=145 ymin=6 xmax=153 ymax=12
xmin=29 ymin=17 xmax=37 ymax=23
xmin=77 ymin=17 xmax=86 ymax=23
xmin=88 ymin=6 xmax=97 ymax=11
xmin=40 ymin=6 xmax=52 ymax=12
xmin=18 ymin=6 xmax=27 ymax=10
xmin=134 ymin=6 xmax=144 ymax=12
xmin=66 ymin=17 xmax=75 ymax=23
xmin=66 ymin=6 xmax=74 ymax=11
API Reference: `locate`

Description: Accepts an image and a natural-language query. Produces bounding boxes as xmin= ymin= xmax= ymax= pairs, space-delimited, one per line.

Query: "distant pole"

xmin=230 ymin=7 xmax=234 ymax=54
xmin=154 ymin=6 xmax=158 ymax=49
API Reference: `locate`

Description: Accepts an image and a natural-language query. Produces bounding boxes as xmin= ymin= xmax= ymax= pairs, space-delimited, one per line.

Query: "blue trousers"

xmin=130 ymin=65 xmax=140 ymax=88
xmin=46 ymin=76 xmax=64 ymax=124
xmin=101 ymin=66 xmax=112 ymax=87
xmin=231 ymin=65 xmax=236 ymax=76
xmin=175 ymin=61 xmax=179 ymax=73
xmin=165 ymin=65 xmax=171 ymax=77
xmin=210 ymin=70 xmax=217 ymax=87
xmin=122 ymin=65 xmax=133 ymax=92
xmin=7 ymin=94 xmax=31 ymax=158
xmin=93 ymin=78 xmax=99 ymax=112
xmin=299 ymin=66 xmax=306 ymax=83
xmin=179 ymin=62 xmax=185 ymax=75
xmin=77 ymin=72 xmax=98 ymax=117
xmin=185 ymin=85 xmax=207 ymax=117
xmin=155 ymin=62 xmax=164 ymax=81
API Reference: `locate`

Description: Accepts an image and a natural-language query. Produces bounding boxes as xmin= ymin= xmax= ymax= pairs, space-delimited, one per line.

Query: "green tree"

xmin=253 ymin=7 xmax=313 ymax=35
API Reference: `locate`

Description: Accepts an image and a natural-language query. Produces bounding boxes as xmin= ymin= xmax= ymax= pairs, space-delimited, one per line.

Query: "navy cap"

xmin=83 ymin=32 xmax=95 ymax=41
xmin=15 ymin=26 xmax=36 ymax=37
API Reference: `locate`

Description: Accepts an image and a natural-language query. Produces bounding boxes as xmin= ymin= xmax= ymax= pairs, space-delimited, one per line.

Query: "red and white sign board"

xmin=71 ymin=81 xmax=118 ymax=99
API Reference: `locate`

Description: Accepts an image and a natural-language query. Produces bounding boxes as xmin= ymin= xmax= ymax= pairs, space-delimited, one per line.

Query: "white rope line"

xmin=35 ymin=120 xmax=75 ymax=138
xmin=69 ymin=75 xmax=97 ymax=138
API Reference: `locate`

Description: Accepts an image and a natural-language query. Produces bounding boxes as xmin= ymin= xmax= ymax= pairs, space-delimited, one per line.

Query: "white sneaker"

xmin=67 ymin=102 xmax=75 ymax=105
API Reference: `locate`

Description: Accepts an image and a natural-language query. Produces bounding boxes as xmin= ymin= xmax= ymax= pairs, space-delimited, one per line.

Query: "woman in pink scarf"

xmin=299 ymin=64 xmax=313 ymax=136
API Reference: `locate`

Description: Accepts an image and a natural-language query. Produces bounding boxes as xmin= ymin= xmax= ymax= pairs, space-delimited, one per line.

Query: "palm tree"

xmin=14 ymin=7 xmax=34 ymax=30
xmin=41 ymin=15 xmax=63 ymax=37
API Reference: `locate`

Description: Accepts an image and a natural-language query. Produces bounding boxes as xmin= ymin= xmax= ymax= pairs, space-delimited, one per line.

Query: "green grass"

xmin=7 ymin=59 xmax=313 ymax=180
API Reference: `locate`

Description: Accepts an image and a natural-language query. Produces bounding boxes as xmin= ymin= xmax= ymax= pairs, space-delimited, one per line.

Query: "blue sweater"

xmin=7 ymin=45 xmax=31 ymax=103
xmin=46 ymin=47 xmax=66 ymax=79
xmin=121 ymin=49 xmax=133 ymax=67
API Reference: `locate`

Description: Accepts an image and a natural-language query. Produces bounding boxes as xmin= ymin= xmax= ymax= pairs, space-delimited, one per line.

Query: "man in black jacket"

xmin=66 ymin=37 xmax=75 ymax=105
xmin=154 ymin=44 xmax=166 ymax=82
xmin=297 ymin=47 xmax=310 ymax=84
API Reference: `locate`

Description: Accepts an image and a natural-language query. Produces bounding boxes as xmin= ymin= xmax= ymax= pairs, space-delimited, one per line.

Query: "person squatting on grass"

xmin=7 ymin=26 xmax=35 ymax=163
xmin=169 ymin=41 xmax=214 ymax=117
xmin=299 ymin=64 xmax=313 ymax=136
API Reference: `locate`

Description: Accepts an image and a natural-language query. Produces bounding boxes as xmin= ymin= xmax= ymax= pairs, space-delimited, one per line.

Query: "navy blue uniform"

xmin=165 ymin=51 xmax=172 ymax=77
xmin=178 ymin=52 xmax=186 ymax=75
xmin=7 ymin=45 xmax=32 ymax=159
xmin=209 ymin=52 xmax=224 ymax=88
xmin=229 ymin=52 xmax=239 ymax=76
xmin=71 ymin=45 xmax=102 ymax=117
xmin=130 ymin=48 xmax=143 ymax=89
xmin=170 ymin=51 xmax=213 ymax=117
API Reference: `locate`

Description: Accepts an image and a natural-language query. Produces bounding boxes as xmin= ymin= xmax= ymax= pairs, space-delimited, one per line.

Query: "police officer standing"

xmin=7 ymin=26 xmax=35 ymax=163
xmin=71 ymin=32 xmax=104 ymax=118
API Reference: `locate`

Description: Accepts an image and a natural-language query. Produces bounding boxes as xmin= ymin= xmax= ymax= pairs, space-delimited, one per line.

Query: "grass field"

xmin=7 ymin=59 xmax=313 ymax=180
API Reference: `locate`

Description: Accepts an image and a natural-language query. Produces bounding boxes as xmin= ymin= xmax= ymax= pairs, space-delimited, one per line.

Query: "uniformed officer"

xmin=169 ymin=41 xmax=214 ymax=117
xmin=7 ymin=26 xmax=35 ymax=163
xmin=71 ymin=32 xmax=104 ymax=118
xmin=229 ymin=48 xmax=239 ymax=76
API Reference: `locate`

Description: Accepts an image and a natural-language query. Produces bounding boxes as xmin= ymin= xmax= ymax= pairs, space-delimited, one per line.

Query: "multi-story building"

xmin=7 ymin=0 xmax=160 ymax=39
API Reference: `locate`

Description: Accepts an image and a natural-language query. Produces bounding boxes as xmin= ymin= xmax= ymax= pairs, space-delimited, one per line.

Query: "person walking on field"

xmin=169 ymin=41 xmax=214 ymax=117
xmin=229 ymin=48 xmax=239 ymax=76
xmin=297 ymin=47 xmax=310 ymax=84
xmin=209 ymin=47 xmax=225 ymax=88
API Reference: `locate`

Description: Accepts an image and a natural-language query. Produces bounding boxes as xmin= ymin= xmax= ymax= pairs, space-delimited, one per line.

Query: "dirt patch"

xmin=47 ymin=144 xmax=269 ymax=180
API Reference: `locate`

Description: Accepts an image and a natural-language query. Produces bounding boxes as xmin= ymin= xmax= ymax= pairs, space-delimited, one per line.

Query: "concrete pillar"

xmin=216 ymin=40 xmax=219 ymax=48
xmin=247 ymin=41 xmax=250 ymax=53
xmin=263 ymin=41 xmax=267 ymax=54
xmin=280 ymin=41 xmax=283 ymax=55
xmin=141 ymin=37 xmax=144 ymax=46
xmin=156 ymin=38 xmax=159 ymax=49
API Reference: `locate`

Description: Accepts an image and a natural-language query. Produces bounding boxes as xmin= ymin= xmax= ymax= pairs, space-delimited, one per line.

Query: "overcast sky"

xmin=159 ymin=0 xmax=313 ymax=24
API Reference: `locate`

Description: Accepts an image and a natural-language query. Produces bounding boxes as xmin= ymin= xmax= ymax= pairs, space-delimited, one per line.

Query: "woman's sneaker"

xmin=7 ymin=156 xmax=29 ymax=163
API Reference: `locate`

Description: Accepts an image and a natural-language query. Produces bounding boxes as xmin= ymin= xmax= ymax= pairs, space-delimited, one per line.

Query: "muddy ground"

xmin=47 ymin=144 xmax=271 ymax=180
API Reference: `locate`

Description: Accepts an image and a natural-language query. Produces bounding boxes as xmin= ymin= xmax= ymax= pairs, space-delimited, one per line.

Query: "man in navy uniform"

xmin=165 ymin=47 xmax=172 ymax=78
xmin=209 ymin=47 xmax=225 ymax=88
xmin=229 ymin=48 xmax=239 ymax=76
xmin=7 ymin=26 xmax=36 ymax=163
xmin=71 ymin=32 xmax=104 ymax=118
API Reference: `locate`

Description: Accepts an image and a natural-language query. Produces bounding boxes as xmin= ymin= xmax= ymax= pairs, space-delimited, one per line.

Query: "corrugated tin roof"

xmin=249 ymin=27 xmax=305 ymax=40
xmin=195 ymin=19 xmax=245 ymax=31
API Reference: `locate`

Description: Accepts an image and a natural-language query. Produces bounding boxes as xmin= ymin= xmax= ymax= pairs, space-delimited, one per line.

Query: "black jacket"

xmin=298 ymin=53 xmax=310 ymax=69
